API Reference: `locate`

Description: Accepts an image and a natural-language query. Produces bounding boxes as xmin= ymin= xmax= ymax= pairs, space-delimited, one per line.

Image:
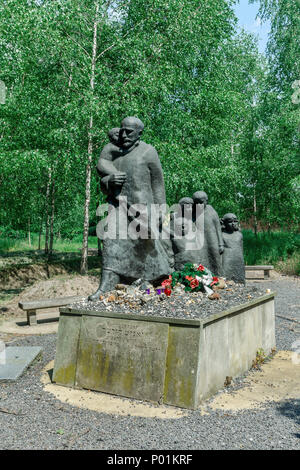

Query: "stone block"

xmin=53 ymin=293 xmax=276 ymax=409
xmin=53 ymin=314 xmax=81 ymax=386
xmin=0 ymin=347 xmax=42 ymax=382
xmin=163 ymin=325 xmax=201 ymax=409
xmin=199 ymin=316 xmax=229 ymax=400
xmin=75 ymin=316 xmax=169 ymax=402
xmin=227 ymin=309 xmax=252 ymax=378
xmin=261 ymin=299 xmax=276 ymax=353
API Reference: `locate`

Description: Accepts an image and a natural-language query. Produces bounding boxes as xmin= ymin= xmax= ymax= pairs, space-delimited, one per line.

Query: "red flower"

xmin=210 ymin=276 xmax=219 ymax=287
xmin=162 ymin=277 xmax=172 ymax=288
xmin=164 ymin=287 xmax=172 ymax=297
xmin=190 ymin=279 xmax=199 ymax=289
xmin=185 ymin=275 xmax=194 ymax=281
xmin=197 ymin=264 xmax=205 ymax=272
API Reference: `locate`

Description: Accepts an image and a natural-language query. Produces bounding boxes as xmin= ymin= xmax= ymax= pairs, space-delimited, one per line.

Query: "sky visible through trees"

xmin=235 ymin=0 xmax=271 ymax=53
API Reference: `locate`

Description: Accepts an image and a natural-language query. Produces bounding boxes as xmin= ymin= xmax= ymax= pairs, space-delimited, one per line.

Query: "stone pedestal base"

xmin=53 ymin=293 xmax=276 ymax=409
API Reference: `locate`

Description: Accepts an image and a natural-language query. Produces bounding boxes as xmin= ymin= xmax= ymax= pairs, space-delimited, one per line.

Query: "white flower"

xmin=204 ymin=285 xmax=214 ymax=295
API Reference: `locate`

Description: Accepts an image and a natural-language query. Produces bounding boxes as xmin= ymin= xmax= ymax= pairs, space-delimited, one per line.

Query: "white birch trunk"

xmin=49 ymin=180 xmax=55 ymax=257
xmin=80 ymin=2 xmax=99 ymax=274
xmin=253 ymin=185 xmax=258 ymax=236
xmin=44 ymin=168 xmax=52 ymax=254
xmin=28 ymin=217 xmax=31 ymax=247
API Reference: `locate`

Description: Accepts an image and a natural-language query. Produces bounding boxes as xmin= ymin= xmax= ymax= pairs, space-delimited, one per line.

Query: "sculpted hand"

xmin=219 ymin=245 xmax=224 ymax=255
xmin=109 ymin=172 xmax=127 ymax=186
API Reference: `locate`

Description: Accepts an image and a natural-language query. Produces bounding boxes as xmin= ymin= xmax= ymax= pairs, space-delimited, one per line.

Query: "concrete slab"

xmin=261 ymin=299 xmax=276 ymax=352
xmin=0 ymin=346 xmax=42 ymax=381
xmin=246 ymin=270 xmax=265 ymax=280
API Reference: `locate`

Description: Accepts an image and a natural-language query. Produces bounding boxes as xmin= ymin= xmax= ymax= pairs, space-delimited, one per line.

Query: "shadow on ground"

xmin=277 ymin=398 xmax=300 ymax=438
xmin=16 ymin=317 xmax=59 ymax=326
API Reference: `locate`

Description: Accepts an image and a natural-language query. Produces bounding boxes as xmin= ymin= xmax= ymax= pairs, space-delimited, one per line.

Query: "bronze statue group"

xmin=89 ymin=117 xmax=245 ymax=300
xmin=170 ymin=192 xmax=245 ymax=284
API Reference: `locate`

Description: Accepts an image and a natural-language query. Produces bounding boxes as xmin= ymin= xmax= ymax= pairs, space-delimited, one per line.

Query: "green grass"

xmin=0 ymin=233 xmax=98 ymax=253
xmin=275 ymin=251 xmax=300 ymax=276
xmin=243 ymin=230 xmax=300 ymax=275
xmin=1 ymin=230 xmax=299 ymax=276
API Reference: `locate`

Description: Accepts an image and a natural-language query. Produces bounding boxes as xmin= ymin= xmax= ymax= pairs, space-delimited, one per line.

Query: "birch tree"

xmin=1 ymin=0 xmax=278 ymax=249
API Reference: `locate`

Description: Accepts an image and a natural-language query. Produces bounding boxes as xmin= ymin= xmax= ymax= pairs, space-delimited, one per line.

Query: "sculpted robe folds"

xmin=98 ymin=141 xmax=171 ymax=280
xmin=198 ymin=205 xmax=223 ymax=276
xmin=170 ymin=217 xmax=203 ymax=271
xmin=222 ymin=231 xmax=245 ymax=284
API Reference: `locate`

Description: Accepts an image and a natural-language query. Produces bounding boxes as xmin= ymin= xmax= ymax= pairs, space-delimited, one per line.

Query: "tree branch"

xmin=96 ymin=19 xmax=145 ymax=62
xmin=61 ymin=29 xmax=91 ymax=58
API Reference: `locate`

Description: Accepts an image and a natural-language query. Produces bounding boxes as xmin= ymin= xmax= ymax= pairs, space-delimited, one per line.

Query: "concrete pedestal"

xmin=53 ymin=293 xmax=276 ymax=409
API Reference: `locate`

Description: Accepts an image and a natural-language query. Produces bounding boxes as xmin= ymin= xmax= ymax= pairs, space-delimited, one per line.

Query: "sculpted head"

xmin=178 ymin=197 xmax=194 ymax=207
xmin=193 ymin=191 xmax=208 ymax=208
xmin=178 ymin=197 xmax=194 ymax=217
xmin=120 ymin=117 xmax=144 ymax=150
xmin=178 ymin=197 xmax=194 ymax=215
xmin=222 ymin=213 xmax=239 ymax=233
xmin=108 ymin=128 xmax=121 ymax=146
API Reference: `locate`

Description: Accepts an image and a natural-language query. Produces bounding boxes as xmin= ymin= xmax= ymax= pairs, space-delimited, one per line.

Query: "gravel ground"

xmin=0 ymin=277 xmax=299 ymax=450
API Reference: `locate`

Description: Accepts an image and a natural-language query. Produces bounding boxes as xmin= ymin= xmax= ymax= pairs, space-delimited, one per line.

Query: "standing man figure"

xmin=192 ymin=191 xmax=224 ymax=276
xmin=89 ymin=117 xmax=171 ymax=300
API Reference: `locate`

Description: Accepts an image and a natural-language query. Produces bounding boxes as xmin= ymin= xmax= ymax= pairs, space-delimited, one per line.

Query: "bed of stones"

xmin=70 ymin=280 xmax=268 ymax=321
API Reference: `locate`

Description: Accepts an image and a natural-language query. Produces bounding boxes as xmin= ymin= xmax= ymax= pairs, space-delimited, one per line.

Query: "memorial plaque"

xmin=75 ymin=316 xmax=169 ymax=402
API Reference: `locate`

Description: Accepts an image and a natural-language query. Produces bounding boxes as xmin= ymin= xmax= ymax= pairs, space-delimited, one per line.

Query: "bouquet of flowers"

xmin=161 ymin=263 xmax=219 ymax=296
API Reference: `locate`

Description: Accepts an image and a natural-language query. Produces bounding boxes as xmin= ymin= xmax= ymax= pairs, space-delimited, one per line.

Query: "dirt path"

xmin=0 ymin=274 xmax=99 ymax=317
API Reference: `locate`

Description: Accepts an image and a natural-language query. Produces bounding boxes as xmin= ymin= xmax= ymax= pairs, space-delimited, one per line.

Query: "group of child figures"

xmin=171 ymin=193 xmax=245 ymax=284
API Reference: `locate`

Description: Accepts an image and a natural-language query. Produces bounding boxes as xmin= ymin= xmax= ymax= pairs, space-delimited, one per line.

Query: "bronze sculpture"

xmin=170 ymin=197 xmax=201 ymax=271
xmin=192 ymin=191 xmax=224 ymax=276
xmin=221 ymin=213 xmax=245 ymax=284
xmin=89 ymin=117 xmax=171 ymax=300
